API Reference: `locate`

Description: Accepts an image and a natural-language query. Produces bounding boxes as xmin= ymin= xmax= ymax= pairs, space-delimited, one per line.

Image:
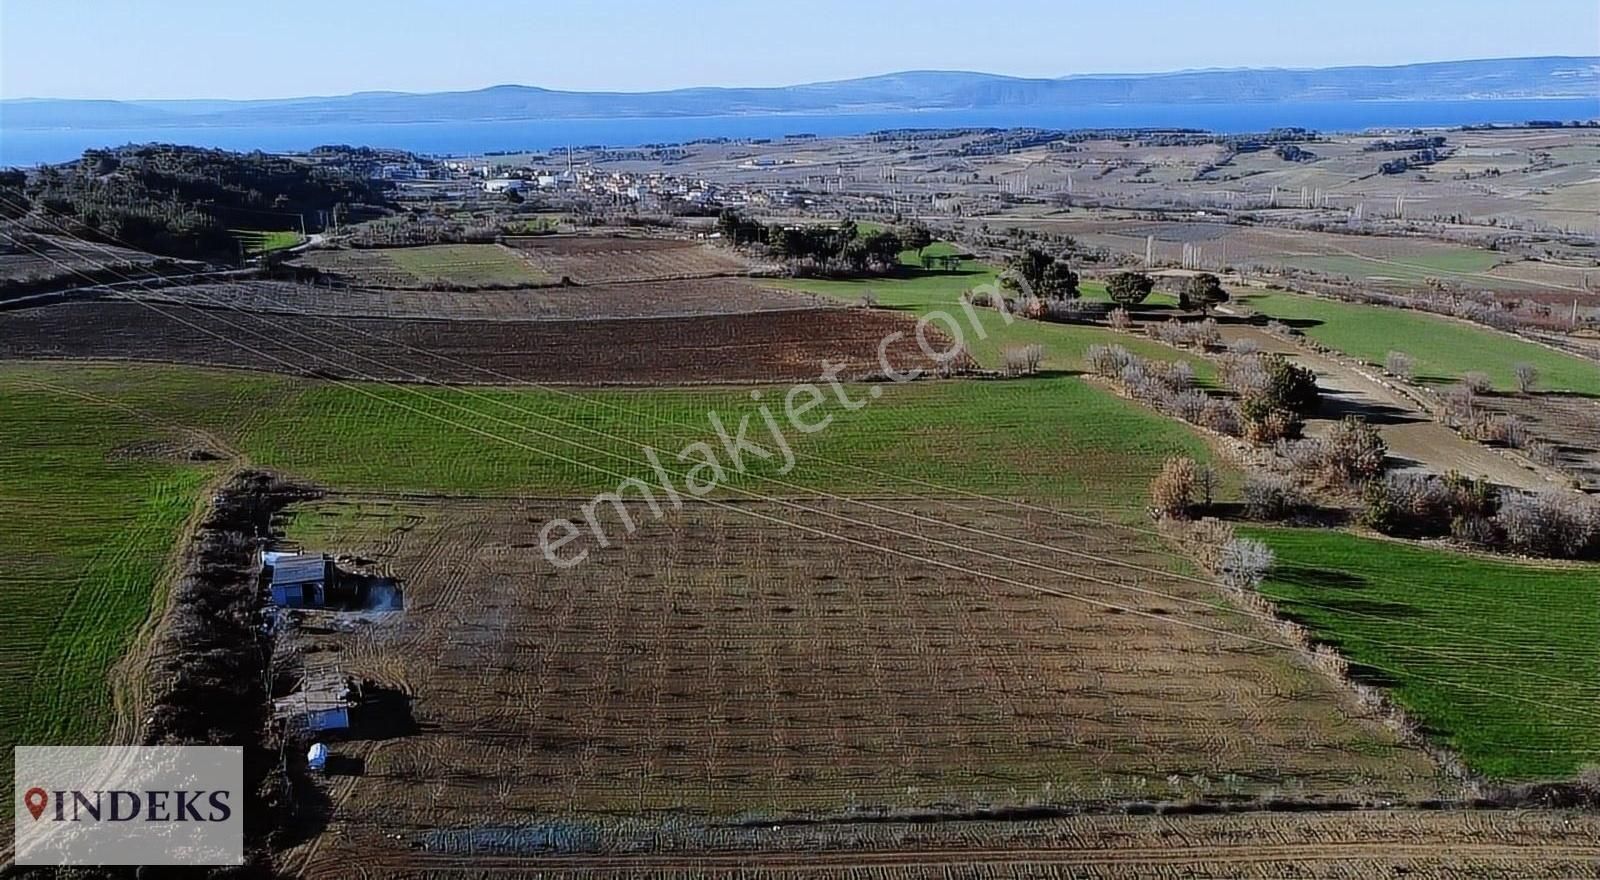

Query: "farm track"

xmin=1217 ymin=325 xmax=1562 ymax=491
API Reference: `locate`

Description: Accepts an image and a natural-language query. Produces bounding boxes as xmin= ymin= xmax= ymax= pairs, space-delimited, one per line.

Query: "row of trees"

xmin=1002 ymin=249 xmax=1230 ymax=316
xmin=717 ymin=211 xmax=927 ymax=277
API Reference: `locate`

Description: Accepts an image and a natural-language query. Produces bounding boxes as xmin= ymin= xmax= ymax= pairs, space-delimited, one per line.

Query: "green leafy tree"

xmin=898 ymin=222 xmax=933 ymax=257
xmin=1180 ymin=272 xmax=1230 ymax=314
xmin=1260 ymin=354 xmax=1321 ymax=415
xmin=1040 ymin=260 xmax=1080 ymax=300
xmin=1006 ymin=248 xmax=1078 ymax=299
xmin=1107 ymin=271 xmax=1156 ymax=307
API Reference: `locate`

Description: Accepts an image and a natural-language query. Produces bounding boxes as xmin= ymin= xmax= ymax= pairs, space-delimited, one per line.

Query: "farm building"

xmin=268 ymin=553 xmax=350 ymax=608
xmin=274 ymin=669 xmax=355 ymax=734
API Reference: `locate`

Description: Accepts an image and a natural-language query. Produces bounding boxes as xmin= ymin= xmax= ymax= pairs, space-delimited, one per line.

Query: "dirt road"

xmin=1219 ymin=325 xmax=1562 ymax=492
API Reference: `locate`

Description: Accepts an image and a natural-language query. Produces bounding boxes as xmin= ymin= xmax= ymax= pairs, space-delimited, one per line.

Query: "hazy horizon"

xmin=3 ymin=0 xmax=1597 ymax=101
xmin=5 ymin=54 xmax=1600 ymax=105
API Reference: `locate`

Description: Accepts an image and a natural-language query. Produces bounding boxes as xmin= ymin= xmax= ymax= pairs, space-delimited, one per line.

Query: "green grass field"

xmin=0 ymin=358 xmax=1227 ymax=786
xmin=0 ymin=371 xmax=231 ymax=798
xmin=382 ymin=243 xmax=552 ymax=286
xmin=777 ymin=257 xmax=1212 ymax=382
xmin=231 ymin=229 xmax=304 ymax=255
xmin=1247 ymin=526 xmax=1600 ymax=780
xmin=1239 ymin=290 xmax=1600 ymax=394
xmin=1286 ymin=249 xmax=1502 ymax=284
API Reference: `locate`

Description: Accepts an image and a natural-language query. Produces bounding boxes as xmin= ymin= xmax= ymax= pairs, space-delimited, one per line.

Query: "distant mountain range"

xmin=5 ymin=57 xmax=1596 ymax=131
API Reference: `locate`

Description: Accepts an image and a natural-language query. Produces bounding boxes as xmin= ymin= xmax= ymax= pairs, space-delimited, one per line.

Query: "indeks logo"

xmin=21 ymin=785 xmax=234 ymax=823
xmin=14 ymin=745 xmax=244 ymax=866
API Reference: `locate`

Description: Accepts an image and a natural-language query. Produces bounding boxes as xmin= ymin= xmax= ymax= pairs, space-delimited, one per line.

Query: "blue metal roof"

xmin=270 ymin=554 xmax=329 ymax=585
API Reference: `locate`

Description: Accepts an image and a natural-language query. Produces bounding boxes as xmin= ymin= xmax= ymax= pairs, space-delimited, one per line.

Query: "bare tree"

xmin=1514 ymin=362 xmax=1539 ymax=395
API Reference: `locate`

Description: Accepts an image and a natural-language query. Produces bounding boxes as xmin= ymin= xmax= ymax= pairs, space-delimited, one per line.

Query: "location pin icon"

xmin=24 ymin=787 xmax=47 ymax=820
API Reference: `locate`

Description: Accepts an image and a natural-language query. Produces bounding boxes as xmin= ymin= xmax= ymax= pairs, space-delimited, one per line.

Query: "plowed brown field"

xmin=271 ymin=496 xmax=1453 ymax=876
xmin=0 ymin=301 xmax=938 ymax=384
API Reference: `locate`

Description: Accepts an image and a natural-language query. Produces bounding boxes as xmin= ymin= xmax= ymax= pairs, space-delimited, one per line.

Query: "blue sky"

xmin=3 ymin=0 xmax=1597 ymax=100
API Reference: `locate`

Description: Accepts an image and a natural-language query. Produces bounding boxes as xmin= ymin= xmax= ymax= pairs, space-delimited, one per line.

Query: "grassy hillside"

xmin=1248 ymin=526 xmax=1600 ymax=780
xmin=776 ymin=256 xmax=1211 ymax=381
xmin=1239 ymin=290 xmax=1600 ymax=394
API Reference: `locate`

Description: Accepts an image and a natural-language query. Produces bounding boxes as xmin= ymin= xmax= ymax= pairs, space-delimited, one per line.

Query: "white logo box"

xmin=15 ymin=746 xmax=244 ymax=866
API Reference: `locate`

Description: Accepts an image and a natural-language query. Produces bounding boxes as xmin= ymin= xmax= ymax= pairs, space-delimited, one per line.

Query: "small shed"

xmin=274 ymin=670 xmax=355 ymax=734
xmin=269 ymin=554 xmax=335 ymax=608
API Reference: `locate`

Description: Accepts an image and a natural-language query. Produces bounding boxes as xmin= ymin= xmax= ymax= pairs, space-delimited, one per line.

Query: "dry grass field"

xmin=503 ymin=235 xmax=756 ymax=283
xmin=271 ymin=496 xmax=1450 ymax=873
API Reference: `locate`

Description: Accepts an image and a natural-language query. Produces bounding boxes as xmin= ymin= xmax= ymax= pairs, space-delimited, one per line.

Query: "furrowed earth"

xmin=3 ymin=214 xmax=1599 ymax=878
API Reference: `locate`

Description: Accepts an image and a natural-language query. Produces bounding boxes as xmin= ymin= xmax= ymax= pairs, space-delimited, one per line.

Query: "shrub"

xmin=1148 ymin=359 xmax=1196 ymax=390
xmin=1229 ymin=337 xmax=1261 ymax=356
xmin=1383 ymin=472 xmax=1452 ymax=525
xmin=1243 ymin=474 xmax=1301 ymax=521
xmin=1384 ymin=350 xmax=1414 ymax=381
xmin=1463 ymin=371 xmax=1493 ymax=394
xmin=1085 ymin=343 xmax=1135 ymax=378
xmin=1276 ymin=437 xmax=1326 ymax=474
xmin=1514 ymin=362 xmax=1539 ymax=395
xmin=1525 ymin=439 xmax=1559 ymax=467
xmin=1108 ymin=307 xmax=1132 ymax=331
xmin=1471 ymin=413 xmax=1533 ymax=449
xmin=1449 ymin=514 xmax=1499 ymax=548
xmin=1199 ymin=399 xmax=1242 ymax=437
xmin=1001 ymin=343 xmax=1044 ymax=377
xmin=1320 ymin=416 xmax=1388 ymax=487
xmin=1442 ymin=383 xmax=1478 ymax=425
xmin=1152 ymin=319 xmax=1221 ymax=351
xmin=1496 ymin=491 xmax=1599 ymax=559
xmin=1444 ymin=471 xmax=1499 ymax=520
xmin=1169 ymin=517 xmax=1236 ymax=574
xmin=1358 ymin=479 xmax=1400 ymax=532
xmin=1218 ymin=539 xmax=1275 ymax=591
xmin=1217 ymin=353 xmax=1269 ymax=397
xmin=1240 ymin=396 xmax=1302 ymax=444
xmin=1150 ymin=456 xmax=1199 ymax=519
xmin=1169 ymin=389 xmax=1211 ymax=424
xmin=963 ymin=287 xmax=995 ymax=307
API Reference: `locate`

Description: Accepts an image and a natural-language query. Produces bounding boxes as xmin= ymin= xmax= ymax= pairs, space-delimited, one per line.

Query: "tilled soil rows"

xmin=0 ymin=301 xmax=940 ymax=384
xmin=272 ymin=496 xmax=1449 ymax=875
xmin=125 ymin=279 xmax=829 ymax=321
xmin=503 ymin=236 xmax=757 ymax=284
